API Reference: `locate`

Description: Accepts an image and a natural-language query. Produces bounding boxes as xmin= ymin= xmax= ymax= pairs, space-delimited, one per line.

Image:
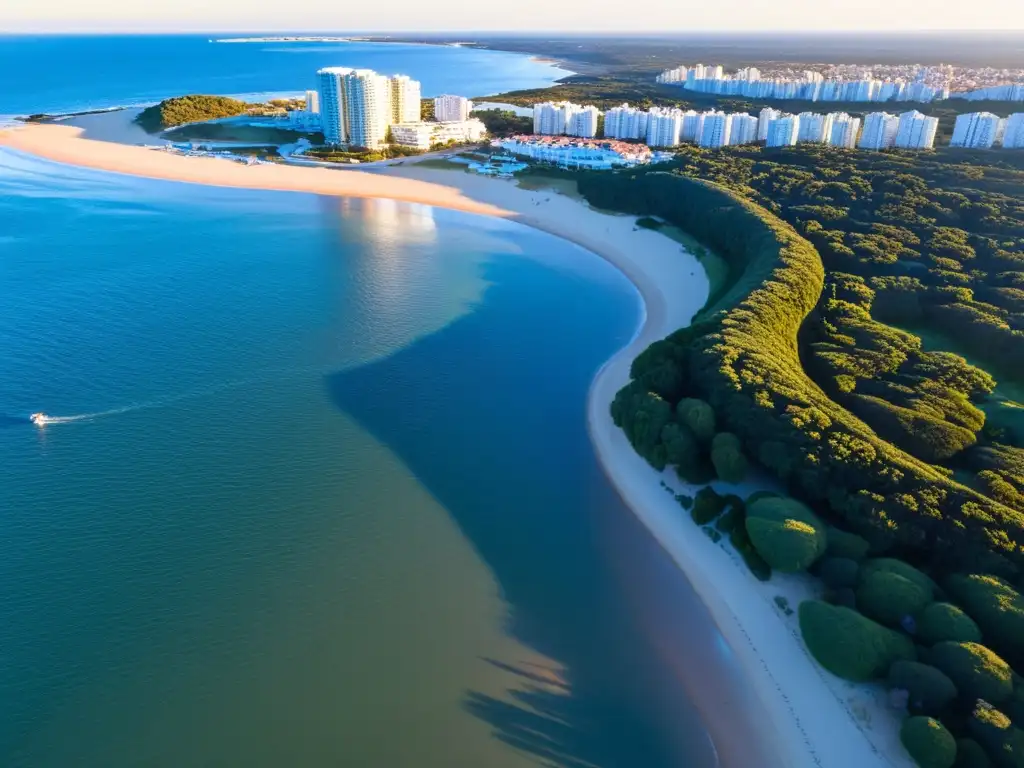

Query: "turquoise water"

xmin=0 ymin=150 xmax=724 ymax=766
xmin=0 ymin=35 xmax=571 ymax=118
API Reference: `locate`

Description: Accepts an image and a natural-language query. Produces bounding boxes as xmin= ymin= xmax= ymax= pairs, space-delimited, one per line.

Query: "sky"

xmin=4 ymin=0 xmax=1024 ymax=33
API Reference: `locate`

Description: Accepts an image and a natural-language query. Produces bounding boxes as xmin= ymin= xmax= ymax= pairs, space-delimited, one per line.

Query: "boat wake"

xmin=30 ymin=405 xmax=140 ymax=426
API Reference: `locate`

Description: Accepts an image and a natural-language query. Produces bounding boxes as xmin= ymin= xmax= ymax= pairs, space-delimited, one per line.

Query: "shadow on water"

xmin=0 ymin=414 xmax=33 ymax=429
xmin=325 ymin=256 xmax=717 ymax=768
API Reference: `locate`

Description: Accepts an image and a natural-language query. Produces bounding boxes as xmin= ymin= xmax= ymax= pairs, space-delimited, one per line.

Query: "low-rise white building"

xmin=895 ymin=110 xmax=939 ymax=150
xmin=765 ymin=114 xmax=800 ymax=147
xmin=827 ymin=113 xmax=861 ymax=148
xmin=859 ymin=112 xmax=900 ymax=150
xmin=1003 ymin=113 xmax=1024 ymax=148
xmin=390 ymin=119 xmax=486 ymax=149
xmin=434 ymin=94 xmax=472 ymax=122
xmin=499 ymin=136 xmax=656 ymax=170
xmin=950 ymin=112 xmax=1005 ymax=149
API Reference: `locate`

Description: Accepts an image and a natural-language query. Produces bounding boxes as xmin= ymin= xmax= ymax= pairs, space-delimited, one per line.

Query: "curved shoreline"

xmin=0 ymin=123 xmax=897 ymax=768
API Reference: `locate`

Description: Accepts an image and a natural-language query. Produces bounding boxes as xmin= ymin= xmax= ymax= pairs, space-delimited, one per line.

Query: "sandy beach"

xmin=0 ymin=122 xmax=905 ymax=768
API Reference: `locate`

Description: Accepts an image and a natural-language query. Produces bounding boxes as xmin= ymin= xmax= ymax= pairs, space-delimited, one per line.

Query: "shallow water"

xmin=0 ymin=149 xmax=731 ymax=767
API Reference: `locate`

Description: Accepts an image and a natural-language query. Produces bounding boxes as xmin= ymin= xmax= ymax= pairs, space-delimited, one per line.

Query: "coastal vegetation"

xmin=136 ymin=95 xmax=254 ymax=132
xmin=567 ymin=142 xmax=1024 ymax=766
xmin=472 ymin=108 xmax=533 ymax=137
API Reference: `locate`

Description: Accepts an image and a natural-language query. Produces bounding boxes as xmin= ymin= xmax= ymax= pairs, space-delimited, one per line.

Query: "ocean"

xmin=0 ymin=147 xmax=725 ymax=768
xmin=0 ymin=34 xmax=573 ymax=118
xmin=0 ymin=35 xmax=739 ymax=768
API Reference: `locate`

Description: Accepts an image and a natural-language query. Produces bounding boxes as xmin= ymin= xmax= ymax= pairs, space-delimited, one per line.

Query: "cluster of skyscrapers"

xmin=313 ymin=69 xmax=482 ymax=149
xmin=532 ymin=102 xmax=601 ymax=138
xmin=961 ymin=84 xmax=1024 ymax=102
xmin=656 ymin=64 xmax=949 ymax=103
xmin=951 ymin=112 xmax=1024 ymax=148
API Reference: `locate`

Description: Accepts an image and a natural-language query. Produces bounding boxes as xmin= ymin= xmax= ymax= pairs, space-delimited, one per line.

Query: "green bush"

xmin=901 ymin=717 xmax=957 ymax=768
xmin=676 ymin=494 xmax=694 ymax=510
xmin=826 ymin=526 xmax=871 ymax=561
xmin=888 ymin=661 xmax=958 ymax=714
xmin=930 ymin=642 xmax=1013 ymax=704
xmin=716 ymin=505 xmax=743 ymax=534
xmin=947 ymin=575 xmax=1024 ymax=667
xmin=676 ymin=398 xmax=716 ymax=443
xmin=969 ymin=701 xmax=1024 ymax=768
xmin=799 ymin=600 xmax=916 ymax=681
xmin=692 ymin=486 xmax=727 ymax=525
xmin=746 ymin=497 xmax=827 ymax=572
xmin=861 ymin=559 xmax=938 ymax=597
xmin=954 ymin=738 xmax=992 ymax=768
xmin=858 ymin=569 xmax=933 ymax=627
xmin=136 ymin=95 xmax=251 ymax=132
xmin=710 ymin=432 xmax=748 ymax=482
xmin=820 ymin=557 xmax=860 ymax=589
xmin=729 ymin=526 xmax=772 ymax=581
xmin=918 ymin=603 xmax=984 ymax=646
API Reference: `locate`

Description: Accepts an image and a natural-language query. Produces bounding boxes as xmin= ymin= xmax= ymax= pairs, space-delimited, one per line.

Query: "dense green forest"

xmin=471 ymin=108 xmax=533 ymax=137
xmin=135 ymin=95 xmax=254 ymax=133
xmin=570 ymin=148 xmax=1024 ymax=767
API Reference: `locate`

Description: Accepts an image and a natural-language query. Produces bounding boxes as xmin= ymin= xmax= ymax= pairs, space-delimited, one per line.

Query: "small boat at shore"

xmin=30 ymin=412 xmax=49 ymax=426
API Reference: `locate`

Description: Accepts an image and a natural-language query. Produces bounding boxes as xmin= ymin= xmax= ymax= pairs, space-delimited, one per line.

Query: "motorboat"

xmin=30 ymin=412 xmax=48 ymax=426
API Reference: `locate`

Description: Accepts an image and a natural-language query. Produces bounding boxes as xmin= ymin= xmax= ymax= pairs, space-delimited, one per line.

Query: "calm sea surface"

xmin=0 ymin=146 xmax=733 ymax=766
xmin=0 ymin=34 xmax=572 ymax=118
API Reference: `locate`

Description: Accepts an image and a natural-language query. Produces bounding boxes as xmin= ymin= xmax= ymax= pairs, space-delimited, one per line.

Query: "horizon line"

xmin=4 ymin=28 xmax=1024 ymax=36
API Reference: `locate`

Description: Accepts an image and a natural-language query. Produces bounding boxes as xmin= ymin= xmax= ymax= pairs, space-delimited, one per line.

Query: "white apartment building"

xmin=895 ymin=110 xmax=939 ymax=150
xmin=680 ymin=110 xmax=705 ymax=143
xmin=390 ymin=75 xmax=422 ymax=124
xmin=828 ymin=113 xmax=861 ymax=148
xmin=859 ymin=112 xmax=900 ymax=150
xmin=567 ymin=105 xmax=600 ymax=138
xmin=317 ymin=67 xmax=354 ymax=145
xmin=317 ymin=67 xmax=413 ymax=148
xmin=1003 ymin=113 xmax=1024 ymax=148
xmin=390 ymin=118 xmax=486 ymax=149
xmin=950 ymin=112 xmax=1005 ymax=149
xmin=533 ymin=101 xmax=590 ymax=136
xmin=699 ymin=111 xmax=732 ymax=148
xmin=646 ymin=107 xmax=685 ymax=147
xmin=603 ymin=104 xmax=649 ymax=140
xmin=729 ymin=114 xmax=759 ymax=145
xmin=758 ymin=108 xmax=781 ymax=141
xmin=305 ymin=90 xmax=320 ymax=114
xmin=765 ymin=114 xmax=800 ymax=147
xmin=434 ymin=94 xmax=473 ymax=122
xmin=797 ymin=112 xmax=834 ymax=143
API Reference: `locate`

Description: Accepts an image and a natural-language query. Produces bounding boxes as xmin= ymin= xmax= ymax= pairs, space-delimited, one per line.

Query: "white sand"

xmin=0 ymin=123 xmax=909 ymax=768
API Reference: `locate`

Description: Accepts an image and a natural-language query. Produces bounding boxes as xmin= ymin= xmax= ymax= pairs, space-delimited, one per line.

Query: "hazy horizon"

xmin=4 ymin=0 xmax=1024 ymax=34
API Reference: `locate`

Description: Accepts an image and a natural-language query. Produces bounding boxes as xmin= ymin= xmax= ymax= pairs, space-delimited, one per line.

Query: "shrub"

xmin=716 ymin=505 xmax=743 ymax=534
xmin=861 ymin=559 xmax=938 ymax=597
xmin=676 ymin=494 xmax=694 ymax=510
xmin=930 ymin=642 xmax=1013 ymax=704
xmin=969 ymin=701 xmax=1024 ymax=768
xmin=858 ymin=569 xmax=934 ymax=627
xmin=820 ymin=557 xmax=860 ymax=589
xmin=918 ymin=603 xmax=984 ymax=646
xmin=692 ymin=486 xmax=727 ymax=525
xmin=901 ymin=717 xmax=957 ymax=768
xmin=729 ymin=526 xmax=772 ymax=581
xmin=710 ymin=432 xmax=748 ymax=482
xmin=676 ymin=398 xmax=716 ymax=443
xmin=826 ymin=526 xmax=871 ymax=561
xmin=954 ymin=738 xmax=992 ymax=768
xmin=888 ymin=661 xmax=958 ymax=714
xmin=746 ymin=497 xmax=827 ymax=572
xmin=799 ymin=600 xmax=916 ymax=681
xmin=947 ymin=575 xmax=1024 ymax=667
